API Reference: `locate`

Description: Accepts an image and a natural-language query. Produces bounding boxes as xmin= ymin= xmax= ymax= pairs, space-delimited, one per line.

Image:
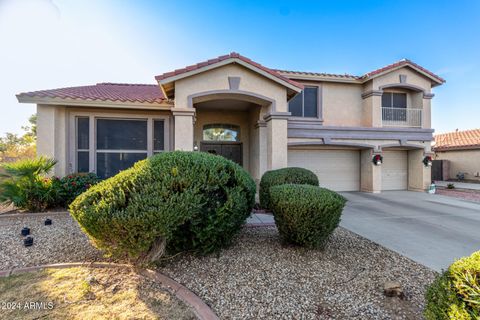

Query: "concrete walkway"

xmin=246 ymin=213 xmax=275 ymax=226
xmin=340 ymin=191 xmax=480 ymax=271
xmin=435 ymin=180 xmax=480 ymax=190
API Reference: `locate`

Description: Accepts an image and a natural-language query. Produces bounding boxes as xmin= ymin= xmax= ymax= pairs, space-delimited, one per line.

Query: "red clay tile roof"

xmin=275 ymin=69 xmax=360 ymax=80
xmin=278 ymin=59 xmax=445 ymax=84
xmin=361 ymin=59 xmax=445 ymax=83
xmin=155 ymin=52 xmax=304 ymax=90
xmin=17 ymin=83 xmax=167 ymax=104
xmin=434 ymin=129 xmax=480 ymax=151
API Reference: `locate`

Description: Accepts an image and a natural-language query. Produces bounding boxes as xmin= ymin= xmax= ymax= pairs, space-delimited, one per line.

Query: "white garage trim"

xmin=382 ymin=150 xmax=408 ymax=190
xmin=288 ymin=149 xmax=360 ymax=191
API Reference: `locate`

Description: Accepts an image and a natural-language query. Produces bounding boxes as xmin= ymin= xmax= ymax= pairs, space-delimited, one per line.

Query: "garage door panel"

xmin=288 ymin=149 xmax=360 ymax=192
xmin=382 ymin=150 xmax=408 ymax=190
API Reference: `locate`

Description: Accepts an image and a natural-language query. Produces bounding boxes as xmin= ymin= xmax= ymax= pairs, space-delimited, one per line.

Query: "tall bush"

xmin=69 ymin=151 xmax=256 ymax=263
xmin=270 ymin=184 xmax=346 ymax=248
xmin=0 ymin=157 xmax=58 ymax=211
xmin=425 ymin=251 xmax=480 ymax=319
xmin=259 ymin=167 xmax=318 ymax=210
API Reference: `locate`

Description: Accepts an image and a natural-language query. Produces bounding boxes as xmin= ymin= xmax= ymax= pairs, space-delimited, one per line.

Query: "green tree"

xmin=0 ymin=114 xmax=37 ymax=163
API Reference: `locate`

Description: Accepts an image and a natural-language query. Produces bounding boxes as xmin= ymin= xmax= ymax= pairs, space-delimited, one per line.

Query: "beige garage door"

xmin=382 ymin=150 xmax=408 ymax=190
xmin=288 ymin=149 xmax=360 ymax=191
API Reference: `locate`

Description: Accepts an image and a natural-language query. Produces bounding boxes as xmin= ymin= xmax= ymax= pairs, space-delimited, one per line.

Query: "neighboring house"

xmin=434 ymin=129 xmax=480 ymax=182
xmin=16 ymin=52 xmax=445 ymax=192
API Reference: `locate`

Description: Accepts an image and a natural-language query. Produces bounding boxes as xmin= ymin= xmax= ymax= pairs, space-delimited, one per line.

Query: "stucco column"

xmin=264 ymin=112 xmax=290 ymax=170
xmin=360 ymin=149 xmax=381 ymax=193
xmin=408 ymin=149 xmax=431 ymax=191
xmin=37 ymin=104 xmax=67 ymax=176
xmin=361 ymin=91 xmax=383 ymax=127
xmin=256 ymin=120 xmax=268 ymax=178
xmin=422 ymin=96 xmax=432 ymax=129
xmin=172 ymin=108 xmax=195 ymax=151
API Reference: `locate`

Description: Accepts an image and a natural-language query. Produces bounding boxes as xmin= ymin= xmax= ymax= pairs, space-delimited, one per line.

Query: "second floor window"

xmin=288 ymin=86 xmax=318 ymax=117
xmin=382 ymin=92 xmax=407 ymax=109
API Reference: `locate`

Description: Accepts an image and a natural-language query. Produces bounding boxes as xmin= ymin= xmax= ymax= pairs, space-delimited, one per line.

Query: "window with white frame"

xmin=75 ymin=116 xmax=167 ymax=179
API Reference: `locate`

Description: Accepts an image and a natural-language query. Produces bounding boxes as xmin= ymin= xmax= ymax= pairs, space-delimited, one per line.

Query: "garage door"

xmin=382 ymin=150 xmax=408 ymax=190
xmin=288 ymin=149 xmax=360 ymax=191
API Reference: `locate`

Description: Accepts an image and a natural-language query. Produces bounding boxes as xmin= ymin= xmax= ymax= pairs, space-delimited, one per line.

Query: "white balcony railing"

xmin=382 ymin=107 xmax=422 ymax=127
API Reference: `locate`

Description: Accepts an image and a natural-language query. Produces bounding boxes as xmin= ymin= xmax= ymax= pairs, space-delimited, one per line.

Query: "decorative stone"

xmin=21 ymin=227 xmax=30 ymax=236
xmin=44 ymin=218 xmax=52 ymax=226
xmin=23 ymin=236 xmax=33 ymax=247
xmin=383 ymin=281 xmax=404 ymax=298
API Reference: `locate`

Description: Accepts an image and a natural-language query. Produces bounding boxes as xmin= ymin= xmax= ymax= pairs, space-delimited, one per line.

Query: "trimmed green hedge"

xmin=425 ymin=250 xmax=480 ymax=319
xmin=259 ymin=167 xmax=318 ymax=210
xmin=69 ymin=151 xmax=256 ymax=263
xmin=269 ymin=184 xmax=346 ymax=248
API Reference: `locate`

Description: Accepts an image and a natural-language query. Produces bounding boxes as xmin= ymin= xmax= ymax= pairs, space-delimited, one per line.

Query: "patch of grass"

xmin=0 ymin=267 xmax=195 ymax=320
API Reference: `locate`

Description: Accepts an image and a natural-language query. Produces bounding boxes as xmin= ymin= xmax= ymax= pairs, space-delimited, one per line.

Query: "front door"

xmin=200 ymin=142 xmax=242 ymax=165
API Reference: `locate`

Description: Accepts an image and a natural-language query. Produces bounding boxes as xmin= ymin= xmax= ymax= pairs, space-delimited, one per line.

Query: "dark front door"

xmin=200 ymin=142 xmax=242 ymax=165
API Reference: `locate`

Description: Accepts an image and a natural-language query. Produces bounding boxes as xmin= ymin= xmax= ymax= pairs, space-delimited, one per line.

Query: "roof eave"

xmin=156 ymin=57 xmax=303 ymax=93
xmin=361 ymin=63 xmax=445 ymax=86
xmin=16 ymin=95 xmax=173 ymax=109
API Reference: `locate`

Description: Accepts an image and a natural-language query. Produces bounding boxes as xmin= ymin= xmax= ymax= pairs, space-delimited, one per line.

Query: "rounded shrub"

xmin=269 ymin=184 xmax=346 ymax=248
xmin=259 ymin=167 xmax=318 ymax=210
xmin=69 ymin=151 xmax=256 ymax=263
xmin=425 ymin=250 xmax=480 ymax=320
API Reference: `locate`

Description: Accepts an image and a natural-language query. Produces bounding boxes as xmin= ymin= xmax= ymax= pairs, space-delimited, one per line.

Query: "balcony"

xmin=382 ymin=107 xmax=422 ymax=128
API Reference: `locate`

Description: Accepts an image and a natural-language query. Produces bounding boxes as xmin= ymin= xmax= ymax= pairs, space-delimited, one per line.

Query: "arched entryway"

xmin=189 ymin=90 xmax=276 ymax=181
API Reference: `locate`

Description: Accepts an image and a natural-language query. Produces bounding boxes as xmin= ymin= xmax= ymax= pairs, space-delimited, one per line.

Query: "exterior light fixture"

xmin=372 ymin=154 xmax=383 ymax=166
xmin=45 ymin=218 xmax=52 ymax=226
xmin=24 ymin=236 xmax=33 ymax=247
xmin=21 ymin=227 xmax=30 ymax=236
xmin=193 ymin=142 xmax=199 ymax=152
xmin=423 ymin=156 xmax=433 ymax=167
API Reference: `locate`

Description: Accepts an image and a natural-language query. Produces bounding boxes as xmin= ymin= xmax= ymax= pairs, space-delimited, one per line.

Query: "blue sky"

xmin=0 ymin=0 xmax=479 ymax=134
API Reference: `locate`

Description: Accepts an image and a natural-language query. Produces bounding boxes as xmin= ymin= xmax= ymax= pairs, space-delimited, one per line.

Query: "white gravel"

xmin=159 ymin=227 xmax=437 ymax=320
xmin=0 ymin=213 xmax=106 ymax=270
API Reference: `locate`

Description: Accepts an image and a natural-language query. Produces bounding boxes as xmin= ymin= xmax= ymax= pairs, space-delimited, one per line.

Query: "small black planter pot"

xmin=44 ymin=219 xmax=52 ymax=226
xmin=21 ymin=227 xmax=30 ymax=236
xmin=24 ymin=236 xmax=33 ymax=247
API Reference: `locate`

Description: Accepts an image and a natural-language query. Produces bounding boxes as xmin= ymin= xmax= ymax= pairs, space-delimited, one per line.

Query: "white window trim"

xmin=69 ymin=111 xmax=170 ymax=175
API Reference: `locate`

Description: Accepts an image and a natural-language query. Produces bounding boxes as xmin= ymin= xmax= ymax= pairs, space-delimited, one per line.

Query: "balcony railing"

xmin=382 ymin=107 xmax=422 ymax=127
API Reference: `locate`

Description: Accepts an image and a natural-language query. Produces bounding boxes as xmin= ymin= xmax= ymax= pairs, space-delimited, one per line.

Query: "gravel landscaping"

xmin=159 ymin=227 xmax=437 ymax=320
xmin=0 ymin=213 xmax=107 ymax=270
xmin=0 ymin=213 xmax=437 ymax=319
xmin=435 ymin=187 xmax=480 ymax=202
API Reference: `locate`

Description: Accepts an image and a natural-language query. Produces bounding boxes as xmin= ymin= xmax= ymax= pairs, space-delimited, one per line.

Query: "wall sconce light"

xmin=372 ymin=154 xmax=383 ymax=166
xmin=193 ymin=142 xmax=199 ymax=152
xmin=423 ymin=155 xmax=433 ymax=167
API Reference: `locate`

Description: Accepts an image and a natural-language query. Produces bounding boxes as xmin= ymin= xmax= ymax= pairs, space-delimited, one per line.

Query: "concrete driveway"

xmin=340 ymin=191 xmax=480 ymax=272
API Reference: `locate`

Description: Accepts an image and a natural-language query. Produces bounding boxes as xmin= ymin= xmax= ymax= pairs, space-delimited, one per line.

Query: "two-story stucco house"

xmin=16 ymin=53 xmax=445 ymax=193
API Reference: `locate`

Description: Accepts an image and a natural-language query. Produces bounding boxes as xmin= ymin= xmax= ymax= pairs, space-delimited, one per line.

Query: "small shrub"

xmin=52 ymin=173 xmax=100 ymax=207
xmin=269 ymin=184 xmax=346 ymax=248
xmin=425 ymin=251 xmax=480 ymax=320
xmin=447 ymin=183 xmax=455 ymax=189
xmin=69 ymin=151 xmax=256 ymax=263
xmin=259 ymin=167 xmax=318 ymax=210
xmin=0 ymin=157 xmax=58 ymax=211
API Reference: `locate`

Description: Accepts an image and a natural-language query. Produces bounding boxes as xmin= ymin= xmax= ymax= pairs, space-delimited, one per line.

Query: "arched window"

xmin=203 ymin=124 xmax=240 ymax=141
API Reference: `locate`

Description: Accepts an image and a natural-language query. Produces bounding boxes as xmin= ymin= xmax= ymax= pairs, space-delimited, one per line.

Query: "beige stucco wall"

xmin=37 ymin=104 xmax=67 ymax=176
xmin=174 ymin=64 xmax=288 ymax=112
xmin=322 ymin=82 xmax=364 ymax=127
xmin=372 ymin=67 xmax=432 ymax=92
xmin=435 ymin=149 xmax=480 ymax=181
